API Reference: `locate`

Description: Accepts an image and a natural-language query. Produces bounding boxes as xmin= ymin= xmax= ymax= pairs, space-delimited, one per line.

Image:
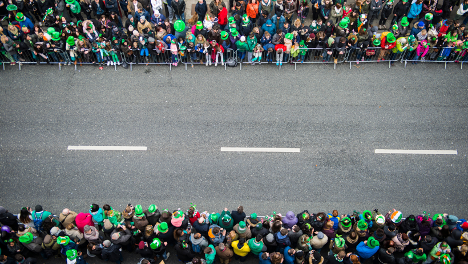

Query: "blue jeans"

xmin=171 ymin=54 xmax=178 ymax=62
xmin=190 ymin=52 xmax=198 ymax=61
xmin=140 ymin=48 xmax=149 ymax=56
xmin=322 ymin=51 xmax=331 ymax=61
xmin=238 ymin=51 xmax=245 ymax=60
xmin=175 ymin=12 xmax=185 ymax=22
xmin=95 ymin=52 xmax=102 ymax=62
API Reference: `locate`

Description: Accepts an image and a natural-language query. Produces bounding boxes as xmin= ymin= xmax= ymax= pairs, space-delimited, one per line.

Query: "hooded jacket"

xmin=84 ymin=226 xmax=102 ymax=243
xmin=283 ymin=212 xmax=298 ymax=229
xmin=75 ymin=213 xmax=94 ymax=233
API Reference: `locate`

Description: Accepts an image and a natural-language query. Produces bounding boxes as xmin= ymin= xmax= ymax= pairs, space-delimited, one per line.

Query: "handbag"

xmin=366 ymin=49 xmax=375 ymax=56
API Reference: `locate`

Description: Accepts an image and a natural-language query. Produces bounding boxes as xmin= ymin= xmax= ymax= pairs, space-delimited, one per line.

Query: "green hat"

xmin=242 ymin=14 xmax=250 ymax=24
xmin=392 ymin=23 xmax=398 ymax=31
xmin=228 ymin=16 xmax=235 ymax=24
xmin=51 ymin=32 xmax=61 ymax=41
xmin=363 ymin=210 xmax=372 ymax=220
xmin=158 ymin=222 xmax=168 ymax=233
xmin=221 ymin=31 xmax=228 ymax=40
xmin=250 ymin=213 xmax=257 ymax=219
xmin=373 ymin=38 xmax=381 ymax=46
xmin=285 ymin=33 xmax=293 ymax=40
xmin=222 ymin=214 xmax=232 ymax=222
xmin=174 ymin=210 xmax=184 ymax=218
xmin=66 ymin=249 xmax=78 ymax=261
xmin=357 ymin=219 xmax=368 ymax=230
xmin=425 ymin=13 xmax=433 ymax=21
xmin=65 ymin=0 xmax=75 ymax=4
xmin=16 ymin=12 xmax=25 ymax=22
xmin=150 ymin=238 xmax=161 ymax=249
xmin=6 ymin=4 xmax=17 ymax=11
xmin=196 ymin=21 xmax=203 ymax=30
xmin=45 ymin=8 xmax=53 ymax=15
xmin=174 ymin=20 xmax=185 ymax=32
xmin=408 ymin=35 xmax=416 ymax=43
xmin=239 ymin=221 xmax=246 ymax=228
xmin=335 ymin=236 xmax=345 ymax=248
xmin=463 ymin=41 xmax=468 ymax=49
xmin=171 ymin=39 xmax=175 ymax=44
xmin=135 ymin=205 xmax=144 ymax=217
xmin=47 ymin=27 xmax=56 ymax=35
xmin=339 ymin=19 xmax=349 ymax=28
xmin=230 ymin=28 xmax=239 ymax=37
xmin=19 ymin=232 xmax=33 ymax=244
xmin=57 ymin=236 xmax=70 ymax=245
xmin=148 ymin=204 xmax=157 ymax=213
xmin=179 ymin=45 xmax=186 ymax=51
xmin=367 ymin=237 xmax=380 ymax=249
xmin=400 ymin=16 xmax=409 ymax=27
xmin=66 ymin=36 xmax=75 ymax=46
xmin=386 ymin=32 xmax=396 ymax=43
xmin=300 ymin=40 xmax=305 ymax=45
xmin=210 ymin=213 xmax=219 ymax=223
xmin=341 ymin=217 xmax=352 ymax=228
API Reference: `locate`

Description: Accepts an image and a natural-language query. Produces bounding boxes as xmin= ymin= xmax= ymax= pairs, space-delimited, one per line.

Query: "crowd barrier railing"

xmin=2 ymin=47 xmax=468 ymax=70
xmin=345 ymin=46 xmax=404 ymax=69
xmin=401 ymin=46 xmax=468 ymax=69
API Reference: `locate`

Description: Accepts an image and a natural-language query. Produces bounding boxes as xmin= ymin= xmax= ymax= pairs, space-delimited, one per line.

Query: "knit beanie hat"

xmin=35 ymin=205 xmax=43 ymax=212
xmin=266 ymin=233 xmax=274 ymax=242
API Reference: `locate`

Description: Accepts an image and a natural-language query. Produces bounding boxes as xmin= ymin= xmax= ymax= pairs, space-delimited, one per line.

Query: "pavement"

xmin=1 ymin=62 xmax=468 ymax=262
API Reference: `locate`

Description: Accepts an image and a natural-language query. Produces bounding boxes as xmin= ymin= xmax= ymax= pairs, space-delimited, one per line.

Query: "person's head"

xmin=350 ymin=255 xmax=360 ymax=264
xmin=277 ymin=29 xmax=282 ymax=35
xmin=103 ymin=240 xmax=111 ymax=247
xmin=416 ymin=0 xmax=423 ymax=4
xmin=15 ymin=254 xmax=24 ymax=263
xmin=440 ymin=242 xmax=448 ymax=250
xmin=336 ymin=251 xmax=346 ymax=260
xmin=204 ymin=247 xmax=213 ymax=254
xmin=262 ymin=252 xmax=269 ymax=260
xmin=349 ymin=231 xmax=357 ymax=239
xmin=213 ymin=227 xmax=220 ymax=234
xmin=288 ymin=248 xmax=295 ymax=256
xmin=280 ymin=228 xmax=288 ymax=236
xmin=387 ymin=247 xmax=395 ymax=254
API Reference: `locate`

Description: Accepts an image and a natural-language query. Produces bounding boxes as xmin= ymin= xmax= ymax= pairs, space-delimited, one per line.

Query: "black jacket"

xmin=377 ymin=248 xmax=396 ymax=264
xmin=392 ymin=1 xmax=409 ymax=17
xmin=0 ymin=212 xmax=19 ymax=231
xmin=174 ymin=244 xmax=195 ymax=262
xmin=171 ymin=0 xmax=185 ymax=15
xmin=102 ymin=244 xmax=122 ymax=262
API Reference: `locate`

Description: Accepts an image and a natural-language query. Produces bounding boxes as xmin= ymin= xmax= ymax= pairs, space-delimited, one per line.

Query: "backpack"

xmin=192 ymin=243 xmax=202 ymax=253
xmin=33 ymin=212 xmax=44 ymax=232
xmin=226 ymin=56 xmax=237 ymax=67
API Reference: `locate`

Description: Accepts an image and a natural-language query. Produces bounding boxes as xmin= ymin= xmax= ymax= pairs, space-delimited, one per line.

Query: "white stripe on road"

xmin=68 ymin=146 xmax=147 ymax=151
xmin=375 ymin=149 xmax=457 ymax=155
xmin=221 ymin=147 xmax=300 ymax=152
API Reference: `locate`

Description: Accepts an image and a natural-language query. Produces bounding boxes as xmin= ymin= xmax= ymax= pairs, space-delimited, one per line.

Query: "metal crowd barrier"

xmin=345 ymin=46 xmax=404 ymax=69
xmin=402 ymin=46 xmax=460 ymax=69
xmin=2 ymin=46 xmax=468 ymax=71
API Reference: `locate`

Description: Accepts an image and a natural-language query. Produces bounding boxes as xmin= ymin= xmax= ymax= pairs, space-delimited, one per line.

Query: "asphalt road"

xmin=1 ymin=62 xmax=467 ymax=221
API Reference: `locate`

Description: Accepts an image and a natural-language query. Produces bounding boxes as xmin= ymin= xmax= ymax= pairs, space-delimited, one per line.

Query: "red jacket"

xmin=381 ymin=36 xmax=396 ymax=50
xmin=218 ymin=7 xmax=228 ymax=26
xmin=275 ymin=44 xmax=286 ymax=51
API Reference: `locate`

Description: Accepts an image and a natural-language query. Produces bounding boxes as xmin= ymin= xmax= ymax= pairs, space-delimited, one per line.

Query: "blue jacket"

xmin=163 ymin=34 xmax=176 ymax=44
xmin=440 ymin=46 xmax=452 ymax=57
xmin=275 ymin=232 xmax=291 ymax=247
xmin=259 ymin=253 xmax=272 ymax=264
xmin=19 ymin=17 xmax=34 ymax=31
xmin=89 ymin=208 xmax=104 ymax=223
xmin=208 ymin=224 xmax=225 ymax=246
xmin=135 ymin=10 xmax=151 ymax=22
xmin=271 ymin=14 xmax=285 ymax=30
xmin=151 ymin=14 xmax=166 ymax=25
xmin=261 ymin=20 xmax=276 ymax=36
xmin=410 ymin=26 xmax=424 ymax=36
xmin=407 ymin=3 xmax=422 ymax=18
xmin=356 ymin=242 xmax=379 ymax=259
xmin=284 ymin=247 xmax=295 ymax=264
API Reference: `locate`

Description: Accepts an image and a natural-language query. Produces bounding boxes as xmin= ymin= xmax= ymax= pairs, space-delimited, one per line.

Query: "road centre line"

xmin=68 ymin=146 xmax=147 ymax=151
xmin=221 ymin=147 xmax=300 ymax=152
xmin=375 ymin=149 xmax=457 ymax=155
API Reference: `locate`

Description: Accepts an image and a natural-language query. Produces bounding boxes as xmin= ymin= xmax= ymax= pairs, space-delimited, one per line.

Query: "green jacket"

xmin=205 ymin=245 xmax=216 ymax=264
xmin=246 ymin=37 xmax=257 ymax=51
xmin=247 ymin=238 xmax=264 ymax=255
xmin=236 ymin=40 xmax=249 ymax=51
